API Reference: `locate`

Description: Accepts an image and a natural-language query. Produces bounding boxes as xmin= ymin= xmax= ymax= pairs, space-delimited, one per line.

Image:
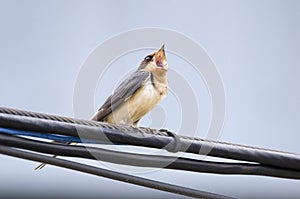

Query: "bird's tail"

xmin=34 ymin=141 xmax=74 ymax=170
xmin=35 ymin=155 xmax=58 ymax=170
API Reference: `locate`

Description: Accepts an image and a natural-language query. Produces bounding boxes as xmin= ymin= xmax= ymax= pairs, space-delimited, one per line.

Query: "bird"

xmin=91 ymin=44 xmax=168 ymax=125
xmin=35 ymin=45 xmax=168 ymax=170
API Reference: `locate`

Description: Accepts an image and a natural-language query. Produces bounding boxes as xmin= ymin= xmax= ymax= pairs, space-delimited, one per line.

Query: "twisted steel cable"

xmin=0 ymin=107 xmax=300 ymax=172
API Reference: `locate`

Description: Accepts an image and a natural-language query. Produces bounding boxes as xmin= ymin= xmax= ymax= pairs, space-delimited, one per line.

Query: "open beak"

xmin=155 ymin=44 xmax=167 ymax=68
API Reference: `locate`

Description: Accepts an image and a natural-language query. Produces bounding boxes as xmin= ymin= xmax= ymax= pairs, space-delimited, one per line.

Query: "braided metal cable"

xmin=0 ymin=106 xmax=297 ymax=155
xmin=0 ymin=107 xmax=167 ymax=136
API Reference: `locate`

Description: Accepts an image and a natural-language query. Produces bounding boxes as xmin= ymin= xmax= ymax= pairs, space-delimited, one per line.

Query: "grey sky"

xmin=0 ymin=0 xmax=299 ymax=198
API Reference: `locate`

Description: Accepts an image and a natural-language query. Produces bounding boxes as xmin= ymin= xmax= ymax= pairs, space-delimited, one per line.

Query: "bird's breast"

xmin=106 ymin=80 xmax=167 ymax=125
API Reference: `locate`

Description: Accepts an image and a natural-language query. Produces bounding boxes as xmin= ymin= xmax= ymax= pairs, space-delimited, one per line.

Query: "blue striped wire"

xmin=0 ymin=127 xmax=113 ymax=144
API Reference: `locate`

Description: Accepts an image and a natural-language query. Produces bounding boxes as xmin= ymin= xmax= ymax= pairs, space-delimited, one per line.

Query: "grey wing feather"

xmin=91 ymin=70 xmax=151 ymax=121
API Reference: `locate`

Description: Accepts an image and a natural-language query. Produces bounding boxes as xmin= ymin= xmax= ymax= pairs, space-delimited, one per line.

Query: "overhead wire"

xmin=0 ymin=109 xmax=299 ymax=172
xmin=1 ymin=131 xmax=299 ymax=179
xmin=0 ymin=145 xmax=236 ymax=199
xmin=0 ymin=106 xmax=299 ymax=199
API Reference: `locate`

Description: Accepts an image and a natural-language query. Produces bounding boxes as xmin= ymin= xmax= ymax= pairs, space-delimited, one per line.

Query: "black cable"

xmin=1 ymin=112 xmax=299 ymax=172
xmin=1 ymin=133 xmax=299 ymax=180
xmin=0 ymin=145 xmax=236 ymax=199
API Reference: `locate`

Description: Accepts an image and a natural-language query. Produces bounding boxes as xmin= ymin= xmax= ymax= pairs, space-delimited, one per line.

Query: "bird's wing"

xmin=92 ymin=70 xmax=151 ymax=121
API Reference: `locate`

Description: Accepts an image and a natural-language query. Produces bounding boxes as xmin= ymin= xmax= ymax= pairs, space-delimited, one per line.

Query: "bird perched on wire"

xmin=91 ymin=44 xmax=168 ymax=125
xmin=35 ymin=45 xmax=168 ymax=170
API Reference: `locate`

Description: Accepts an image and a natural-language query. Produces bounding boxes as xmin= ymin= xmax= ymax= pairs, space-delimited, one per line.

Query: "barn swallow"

xmin=91 ymin=45 xmax=168 ymax=125
xmin=35 ymin=45 xmax=168 ymax=170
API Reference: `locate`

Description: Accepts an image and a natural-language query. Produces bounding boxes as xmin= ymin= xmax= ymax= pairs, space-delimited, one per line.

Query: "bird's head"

xmin=138 ymin=45 xmax=168 ymax=72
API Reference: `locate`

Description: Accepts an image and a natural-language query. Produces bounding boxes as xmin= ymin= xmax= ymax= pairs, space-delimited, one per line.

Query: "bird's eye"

xmin=145 ymin=55 xmax=153 ymax=62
